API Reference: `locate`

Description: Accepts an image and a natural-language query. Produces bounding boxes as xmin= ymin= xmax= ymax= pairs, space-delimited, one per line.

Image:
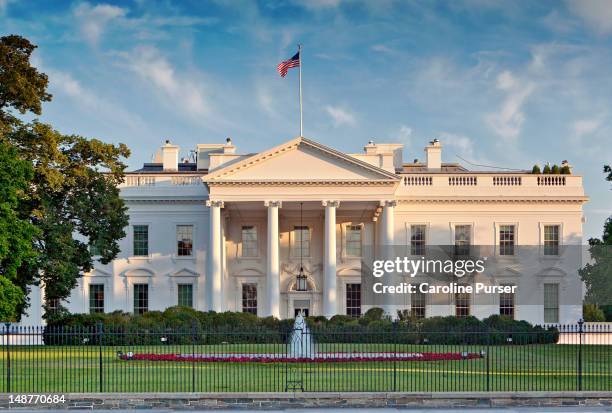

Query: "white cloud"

xmin=46 ymin=68 xmax=145 ymax=132
xmin=74 ymin=2 xmax=127 ymax=46
xmin=438 ymin=132 xmax=475 ymax=159
xmin=120 ymin=46 xmax=209 ymax=119
xmin=572 ymin=117 xmax=604 ymax=139
xmin=371 ymin=44 xmax=395 ymax=54
xmin=567 ymin=0 xmax=612 ymax=35
xmin=293 ymin=0 xmax=344 ymax=10
xmin=485 ymin=70 xmax=535 ymax=139
xmin=325 ymin=105 xmax=356 ymax=127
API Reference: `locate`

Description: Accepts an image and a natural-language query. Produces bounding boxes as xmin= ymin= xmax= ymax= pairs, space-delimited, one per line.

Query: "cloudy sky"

xmin=1 ymin=0 xmax=611 ymax=239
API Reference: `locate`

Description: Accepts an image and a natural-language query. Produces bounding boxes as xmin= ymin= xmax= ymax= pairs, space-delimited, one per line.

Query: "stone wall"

xmin=2 ymin=392 xmax=612 ymax=410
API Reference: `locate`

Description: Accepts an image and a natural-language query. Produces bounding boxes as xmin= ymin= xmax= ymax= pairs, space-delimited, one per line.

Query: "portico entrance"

xmin=203 ymin=137 xmax=400 ymax=318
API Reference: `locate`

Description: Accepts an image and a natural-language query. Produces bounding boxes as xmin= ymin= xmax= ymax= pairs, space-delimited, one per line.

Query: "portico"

xmin=203 ymin=137 xmax=399 ymax=318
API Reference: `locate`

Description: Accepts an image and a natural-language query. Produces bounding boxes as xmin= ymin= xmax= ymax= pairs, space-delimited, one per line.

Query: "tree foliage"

xmin=0 ymin=35 xmax=129 ymax=320
xmin=579 ymin=166 xmax=612 ymax=320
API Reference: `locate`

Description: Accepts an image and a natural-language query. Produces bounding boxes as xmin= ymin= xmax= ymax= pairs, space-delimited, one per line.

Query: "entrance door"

xmin=293 ymin=299 xmax=310 ymax=317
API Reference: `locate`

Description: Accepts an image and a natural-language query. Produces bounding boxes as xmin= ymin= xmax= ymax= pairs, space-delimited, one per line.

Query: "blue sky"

xmin=1 ymin=0 xmax=611 ymax=239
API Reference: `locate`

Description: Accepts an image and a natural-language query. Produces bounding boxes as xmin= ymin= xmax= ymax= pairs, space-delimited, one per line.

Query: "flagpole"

xmin=298 ymin=44 xmax=303 ymax=137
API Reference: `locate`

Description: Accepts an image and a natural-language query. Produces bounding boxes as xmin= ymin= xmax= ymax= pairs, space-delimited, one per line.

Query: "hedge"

xmin=43 ymin=307 xmax=559 ymax=346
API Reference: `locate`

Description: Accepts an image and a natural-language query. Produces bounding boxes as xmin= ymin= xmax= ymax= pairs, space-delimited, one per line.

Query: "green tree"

xmin=531 ymin=164 xmax=541 ymax=174
xmin=551 ymin=164 xmax=560 ymax=174
xmin=0 ymin=141 xmax=38 ymax=320
xmin=579 ymin=166 xmax=612 ymax=320
xmin=0 ymin=35 xmax=129 ymax=320
xmin=542 ymin=163 xmax=551 ymax=174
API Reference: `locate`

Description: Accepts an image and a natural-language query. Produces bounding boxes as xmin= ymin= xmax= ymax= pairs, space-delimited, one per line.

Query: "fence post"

xmin=97 ymin=322 xmax=103 ymax=393
xmin=4 ymin=322 xmax=10 ymax=393
xmin=191 ymin=322 xmax=196 ymax=393
xmin=393 ymin=321 xmax=397 ymax=392
xmin=486 ymin=328 xmax=490 ymax=392
xmin=577 ymin=319 xmax=584 ymax=391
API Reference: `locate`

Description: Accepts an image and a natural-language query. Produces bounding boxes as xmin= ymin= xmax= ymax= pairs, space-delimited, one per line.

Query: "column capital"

xmin=206 ymin=200 xmax=224 ymax=208
xmin=380 ymin=200 xmax=397 ymax=208
xmin=264 ymin=200 xmax=282 ymax=208
xmin=322 ymin=200 xmax=340 ymax=208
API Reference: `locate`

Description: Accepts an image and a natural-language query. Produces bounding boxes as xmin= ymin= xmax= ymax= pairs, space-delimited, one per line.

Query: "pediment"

xmin=204 ymin=137 xmax=399 ymax=184
xmin=84 ymin=268 xmax=111 ymax=277
xmin=535 ymin=267 xmax=567 ymax=277
xmin=122 ymin=268 xmax=154 ymax=277
xmin=168 ymin=268 xmax=200 ymax=277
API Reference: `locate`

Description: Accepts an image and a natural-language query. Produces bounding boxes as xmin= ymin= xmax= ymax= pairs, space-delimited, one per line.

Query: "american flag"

xmin=277 ymin=51 xmax=300 ymax=78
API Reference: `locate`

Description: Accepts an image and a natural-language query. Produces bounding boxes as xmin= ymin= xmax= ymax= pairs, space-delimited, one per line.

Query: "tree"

xmin=0 ymin=141 xmax=38 ymax=320
xmin=542 ymin=164 xmax=551 ymax=174
xmin=551 ymin=164 xmax=560 ymax=174
xmin=0 ymin=35 xmax=130 ymax=320
xmin=579 ymin=165 xmax=612 ymax=320
xmin=531 ymin=164 xmax=541 ymax=174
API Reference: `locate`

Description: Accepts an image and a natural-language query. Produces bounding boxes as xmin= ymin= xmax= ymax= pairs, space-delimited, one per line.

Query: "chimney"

xmin=223 ymin=137 xmax=236 ymax=154
xmin=424 ymin=139 xmax=442 ymax=170
xmin=161 ymin=139 xmax=179 ymax=171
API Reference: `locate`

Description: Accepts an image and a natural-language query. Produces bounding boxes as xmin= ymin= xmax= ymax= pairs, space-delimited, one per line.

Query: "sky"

xmin=1 ymin=0 xmax=610 ymax=239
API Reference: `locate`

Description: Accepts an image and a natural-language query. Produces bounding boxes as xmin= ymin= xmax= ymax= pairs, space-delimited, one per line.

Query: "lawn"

xmin=1 ymin=342 xmax=611 ymax=393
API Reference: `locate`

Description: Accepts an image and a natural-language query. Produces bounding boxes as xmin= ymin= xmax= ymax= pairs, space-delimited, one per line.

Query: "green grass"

xmin=1 ymin=343 xmax=611 ymax=393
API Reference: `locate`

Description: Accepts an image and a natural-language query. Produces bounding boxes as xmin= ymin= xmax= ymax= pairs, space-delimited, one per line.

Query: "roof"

xmin=131 ymin=162 xmax=200 ymax=173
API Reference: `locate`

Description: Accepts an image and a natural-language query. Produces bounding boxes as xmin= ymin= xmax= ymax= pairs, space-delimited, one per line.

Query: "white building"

xmin=22 ymin=137 xmax=588 ymax=325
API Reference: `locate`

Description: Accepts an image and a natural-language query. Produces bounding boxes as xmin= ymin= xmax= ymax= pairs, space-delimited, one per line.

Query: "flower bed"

xmin=118 ymin=351 xmax=483 ymax=363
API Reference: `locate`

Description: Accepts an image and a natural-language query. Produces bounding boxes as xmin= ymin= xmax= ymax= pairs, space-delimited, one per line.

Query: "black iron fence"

xmin=1 ymin=323 xmax=611 ymax=393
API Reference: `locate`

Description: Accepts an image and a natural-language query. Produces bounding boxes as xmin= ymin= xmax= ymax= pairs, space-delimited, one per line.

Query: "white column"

xmin=323 ymin=200 xmax=340 ymax=318
xmin=206 ymin=200 xmax=224 ymax=312
xmin=381 ymin=200 xmax=396 ymax=317
xmin=265 ymin=200 xmax=281 ymax=318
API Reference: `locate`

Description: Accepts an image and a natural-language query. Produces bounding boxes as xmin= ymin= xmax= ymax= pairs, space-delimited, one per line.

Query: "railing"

xmin=403 ymin=176 xmax=433 ymax=186
xmin=493 ymin=176 xmax=522 ymax=186
xmin=448 ymin=176 xmax=478 ymax=186
xmin=538 ymin=176 xmax=566 ymax=186
xmin=122 ymin=175 xmax=203 ymax=187
xmin=1 ymin=323 xmax=610 ymax=393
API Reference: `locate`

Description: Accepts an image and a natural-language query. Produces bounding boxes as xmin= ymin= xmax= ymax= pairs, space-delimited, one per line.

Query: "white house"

xmin=21 ymin=136 xmax=588 ymax=325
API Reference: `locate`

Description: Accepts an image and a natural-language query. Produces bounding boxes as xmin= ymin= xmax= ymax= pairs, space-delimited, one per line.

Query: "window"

xmin=133 ymin=225 xmax=149 ymax=256
xmin=411 ymin=290 xmax=426 ymax=319
xmin=410 ymin=225 xmax=426 ymax=256
xmin=242 ymin=283 xmax=257 ymax=315
xmin=544 ymin=283 xmax=559 ymax=323
xmin=177 ymin=284 xmax=193 ymax=308
xmin=544 ymin=225 xmax=560 ymax=256
xmin=89 ymin=284 xmax=104 ymax=313
xmin=345 ymin=225 xmax=362 ymax=257
xmin=133 ymin=284 xmax=149 ymax=314
xmin=346 ymin=283 xmax=361 ymax=317
xmin=46 ymin=297 xmax=60 ymax=312
xmin=90 ymin=244 xmax=101 ymax=256
xmin=499 ymin=289 xmax=515 ymax=319
xmin=241 ymin=226 xmax=258 ymax=257
xmin=455 ymin=292 xmax=470 ymax=317
xmin=454 ymin=225 xmax=471 ymax=257
xmin=176 ymin=225 xmax=193 ymax=256
xmin=292 ymin=226 xmax=310 ymax=257
xmin=499 ymin=225 xmax=515 ymax=256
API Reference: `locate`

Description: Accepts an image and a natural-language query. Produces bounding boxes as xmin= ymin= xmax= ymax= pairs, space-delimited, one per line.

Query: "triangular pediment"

xmin=204 ymin=137 xmax=399 ymax=184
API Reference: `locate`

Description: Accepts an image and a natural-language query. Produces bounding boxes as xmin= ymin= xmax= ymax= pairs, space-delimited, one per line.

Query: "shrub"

xmin=543 ymin=164 xmax=551 ymax=174
xmin=583 ymin=304 xmax=606 ymax=322
xmin=44 ymin=307 xmax=559 ymax=346
xmin=551 ymin=164 xmax=560 ymax=174
xmin=560 ymin=165 xmax=571 ymax=174
xmin=531 ymin=164 xmax=541 ymax=174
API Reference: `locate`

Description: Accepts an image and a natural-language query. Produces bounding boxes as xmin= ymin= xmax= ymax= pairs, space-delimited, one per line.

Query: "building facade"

xmin=22 ymin=137 xmax=588 ymax=325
